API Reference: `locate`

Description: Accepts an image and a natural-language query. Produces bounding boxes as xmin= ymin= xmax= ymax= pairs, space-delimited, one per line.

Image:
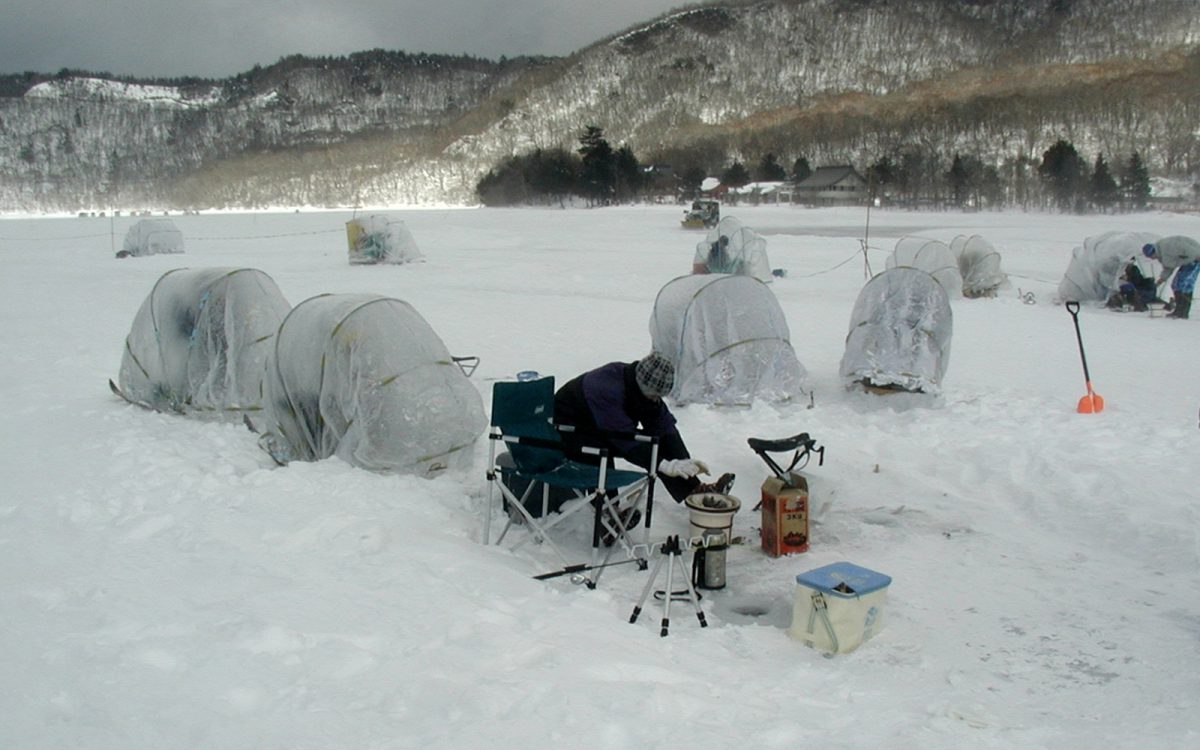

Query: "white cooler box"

xmin=788 ymin=562 xmax=891 ymax=654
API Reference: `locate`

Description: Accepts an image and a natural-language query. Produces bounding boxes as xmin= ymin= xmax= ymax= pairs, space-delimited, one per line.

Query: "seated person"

xmin=1106 ymin=262 xmax=1162 ymax=311
xmin=693 ymin=235 xmax=740 ymax=275
xmin=554 ymin=353 xmax=734 ymax=539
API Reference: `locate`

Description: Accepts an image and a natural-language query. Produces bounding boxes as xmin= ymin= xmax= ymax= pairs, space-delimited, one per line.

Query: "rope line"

xmin=790 ymin=243 xmax=887 ymax=279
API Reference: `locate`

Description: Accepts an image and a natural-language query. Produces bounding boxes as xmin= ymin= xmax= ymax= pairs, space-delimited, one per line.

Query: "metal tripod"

xmin=628 ymin=535 xmax=707 ymax=637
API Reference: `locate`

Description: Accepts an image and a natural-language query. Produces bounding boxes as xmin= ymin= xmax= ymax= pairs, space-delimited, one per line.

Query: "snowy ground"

xmin=1 ymin=204 xmax=1198 ymax=749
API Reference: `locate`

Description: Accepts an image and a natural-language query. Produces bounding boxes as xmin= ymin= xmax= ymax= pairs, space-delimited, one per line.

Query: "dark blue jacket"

xmin=554 ymin=361 xmax=679 ymax=468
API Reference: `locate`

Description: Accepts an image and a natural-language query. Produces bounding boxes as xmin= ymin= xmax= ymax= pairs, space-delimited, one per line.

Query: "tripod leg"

xmin=629 ymin=551 xmax=666 ymax=624
xmin=661 ymin=551 xmax=675 ymax=637
xmin=675 ymin=553 xmax=708 ymax=629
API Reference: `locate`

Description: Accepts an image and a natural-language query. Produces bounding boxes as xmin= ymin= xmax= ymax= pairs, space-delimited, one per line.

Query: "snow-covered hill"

xmin=2 ymin=0 xmax=1198 ymax=210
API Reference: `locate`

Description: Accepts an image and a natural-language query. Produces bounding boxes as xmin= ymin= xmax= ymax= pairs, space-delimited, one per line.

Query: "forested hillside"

xmin=1 ymin=0 xmax=1197 ymax=211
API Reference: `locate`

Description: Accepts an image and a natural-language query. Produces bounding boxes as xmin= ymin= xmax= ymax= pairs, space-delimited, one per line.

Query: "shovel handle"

xmin=1065 ymin=300 xmax=1080 ymax=317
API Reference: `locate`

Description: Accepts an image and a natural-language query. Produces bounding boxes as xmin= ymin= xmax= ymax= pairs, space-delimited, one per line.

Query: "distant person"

xmin=554 ymin=353 xmax=734 ymax=537
xmin=1106 ymin=261 xmax=1161 ymax=312
xmin=1143 ymin=236 xmax=1200 ymax=319
xmin=694 ymin=234 xmax=739 ymax=274
xmin=1165 ymin=261 xmax=1198 ymax=319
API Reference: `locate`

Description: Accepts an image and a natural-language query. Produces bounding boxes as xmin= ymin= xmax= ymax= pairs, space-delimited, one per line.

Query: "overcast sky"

xmin=2 ymin=0 xmax=688 ymax=79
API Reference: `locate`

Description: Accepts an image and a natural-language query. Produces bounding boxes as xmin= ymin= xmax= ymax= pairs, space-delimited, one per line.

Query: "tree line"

xmin=476 ymin=127 xmax=1162 ymax=212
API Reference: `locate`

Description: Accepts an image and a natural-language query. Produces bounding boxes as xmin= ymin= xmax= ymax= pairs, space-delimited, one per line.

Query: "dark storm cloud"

xmin=1 ymin=0 xmax=686 ymax=78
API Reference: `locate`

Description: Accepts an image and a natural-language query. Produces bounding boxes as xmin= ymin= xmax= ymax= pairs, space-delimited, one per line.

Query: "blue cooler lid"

xmin=796 ymin=562 xmax=891 ymax=598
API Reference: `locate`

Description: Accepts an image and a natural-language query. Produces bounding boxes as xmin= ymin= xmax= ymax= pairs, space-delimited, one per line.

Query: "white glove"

xmin=658 ymin=458 xmax=710 ymax=479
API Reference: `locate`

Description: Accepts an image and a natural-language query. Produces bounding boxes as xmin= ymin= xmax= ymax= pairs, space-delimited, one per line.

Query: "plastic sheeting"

xmin=257 ymin=294 xmax=485 ymax=477
xmin=346 ymin=215 xmax=423 ymax=265
xmin=119 ymin=218 xmax=184 ymax=258
xmin=950 ymin=235 xmax=1008 ymax=298
xmin=840 ymin=268 xmax=953 ymax=394
xmin=887 ymin=236 xmax=963 ymax=298
xmin=693 ymin=216 xmax=772 ymax=281
xmin=1058 ymin=231 xmax=1160 ymax=303
xmin=118 ymin=267 xmax=291 ymax=415
xmin=650 ymin=274 xmax=807 ymax=406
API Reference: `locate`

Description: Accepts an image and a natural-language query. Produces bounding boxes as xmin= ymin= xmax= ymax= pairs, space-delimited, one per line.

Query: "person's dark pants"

xmin=561 ymin=430 xmax=699 ymax=503
xmin=1170 ymin=292 xmax=1192 ymax=319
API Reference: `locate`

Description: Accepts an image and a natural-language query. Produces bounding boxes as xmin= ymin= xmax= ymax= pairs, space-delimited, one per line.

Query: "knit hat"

xmin=1143 ymin=243 xmax=1157 ymax=258
xmin=635 ymin=352 xmax=675 ymax=398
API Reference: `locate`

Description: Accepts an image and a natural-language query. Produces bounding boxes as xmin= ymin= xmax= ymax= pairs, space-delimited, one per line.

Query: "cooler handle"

xmin=805 ymin=591 xmax=840 ymax=655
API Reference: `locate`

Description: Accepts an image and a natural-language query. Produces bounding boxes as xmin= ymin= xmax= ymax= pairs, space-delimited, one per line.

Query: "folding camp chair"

xmin=483 ymin=377 xmax=659 ymax=585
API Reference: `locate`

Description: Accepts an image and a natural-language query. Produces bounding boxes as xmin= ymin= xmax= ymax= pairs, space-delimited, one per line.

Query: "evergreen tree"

xmin=721 ymin=161 xmax=750 ymax=188
xmin=680 ymin=165 xmax=707 ymax=198
xmin=475 ymin=159 xmax=528 ymax=206
xmin=791 ymin=157 xmax=812 ymax=183
xmin=946 ymin=153 xmax=986 ymax=208
xmin=1038 ymin=139 xmax=1087 ymax=211
xmin=577 ymin=125 xmax=616 ymax=205
xmin=947 ymin=154 xmax=970 ymax=208
xmin=866 ymin=155 xmax=897 ymax=203
xmin=756 ymin=153 xmax=788 ymax=182
xmin=979 ymin=165 xmax=1004 ymax=209
xmin=898 ymin=148 xmax=931 ymax=206
xmin=1088 ymin=154 xmax=1119 ymax=212
xmin=527 ymin=147 xmax=579 ymax=206
xmin=1120 ymin=152 xmax=1151 ymax=210
xmin=613 ymin=144 xmax=645 ymax=202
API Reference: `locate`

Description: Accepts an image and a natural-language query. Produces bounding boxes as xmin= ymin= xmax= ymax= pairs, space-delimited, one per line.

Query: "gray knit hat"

xmin=635 ymin=352 xmax=675 ymax=397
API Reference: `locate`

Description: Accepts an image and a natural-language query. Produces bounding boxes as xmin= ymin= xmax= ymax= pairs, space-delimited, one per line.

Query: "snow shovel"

xmin=1065 ymin=301 xmax=1104 ymax=414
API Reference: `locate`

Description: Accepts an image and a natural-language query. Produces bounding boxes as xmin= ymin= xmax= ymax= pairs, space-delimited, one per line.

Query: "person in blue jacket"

xmin=554 ymin=352 xmax=734 ymax=513
xmin=1144 ymin=236 xmax=1200 ymax=319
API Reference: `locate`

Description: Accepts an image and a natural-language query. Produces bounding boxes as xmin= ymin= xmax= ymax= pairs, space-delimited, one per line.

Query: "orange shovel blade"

xmin=1077 ymin=391 xmax=1105 ymax=414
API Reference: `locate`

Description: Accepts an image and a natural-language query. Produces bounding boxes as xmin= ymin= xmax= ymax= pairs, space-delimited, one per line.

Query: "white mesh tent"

xmin=840 ymin=268 xmax=953 ymax=395
xmin=118 ymin=218 xmax=184 ymax=258
xmin=346 ymin=215 xmax=423 ymax=265
xmin=692 ymin=216 xmax=772 ymax=281
xmin=255 ymin=294 xmax=486 ymax=477
xmin=1057 ymin=231 xmax=1160 ymax=303
xmin=116 ymin=267 xmax=291 ymax=415
xmin=887 ymin=236 xmax=963 ymax=298
xmin=950 ymin=235 xmax=1008 ymax=298
xmin=649 ymin=274 xmax=807 ymax=406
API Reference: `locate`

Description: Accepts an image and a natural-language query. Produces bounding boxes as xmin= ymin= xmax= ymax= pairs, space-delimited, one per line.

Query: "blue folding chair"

xmin=484 ymin=377 xmax=658 ymax=585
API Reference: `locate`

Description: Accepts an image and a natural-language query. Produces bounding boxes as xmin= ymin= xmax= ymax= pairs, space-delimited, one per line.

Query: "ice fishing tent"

xmin=118 ymin=218 xmax=184 ymax=258
xmin=693 ymin=216 xmax=772 ymax=281
xmin=950 ymin=235 xmax=1008 ymax=298
xmin=886 ymin=236 xmax=963 ymax=298
xmin=116 ymin=267 xmax=291 ymax=415
xmin=1057 ymin=231 xmax=1160 ymax=303
xmin=649 ymin=274 xmax=808 ymax=406
xmin=840 ymin=268 xmax=953 ymax=395
xmin=256 ymin=294 xmax=486 ymax=477
xmin=345 ymin=215 xmax=423 ymax=265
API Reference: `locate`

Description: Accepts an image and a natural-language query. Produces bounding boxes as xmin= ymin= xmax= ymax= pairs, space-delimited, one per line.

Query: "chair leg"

xmin=492 ymin=478 xmax=575 ymax=566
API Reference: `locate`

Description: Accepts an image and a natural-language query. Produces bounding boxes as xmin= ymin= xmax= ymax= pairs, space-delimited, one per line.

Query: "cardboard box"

xmin=788 ymin=561 xmax=892 ymax=654
xmin=760 ymin=472 xmax=809 ymax=556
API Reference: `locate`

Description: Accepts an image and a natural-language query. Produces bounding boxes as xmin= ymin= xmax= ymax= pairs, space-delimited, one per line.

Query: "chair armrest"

xmin=555 ymin=423 xmax=661 ymax=445
xmin=490 ymin=429 xmax=609 ymax=459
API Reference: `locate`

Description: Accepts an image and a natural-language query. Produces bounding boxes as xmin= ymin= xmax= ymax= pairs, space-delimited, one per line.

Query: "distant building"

xmin=643 ymin=164 xmax=678 ymax=202
xmin=726 ymin=181 xmax=791 ymax=205
xmin=793 ymin=165 xmax=868 ymax=206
